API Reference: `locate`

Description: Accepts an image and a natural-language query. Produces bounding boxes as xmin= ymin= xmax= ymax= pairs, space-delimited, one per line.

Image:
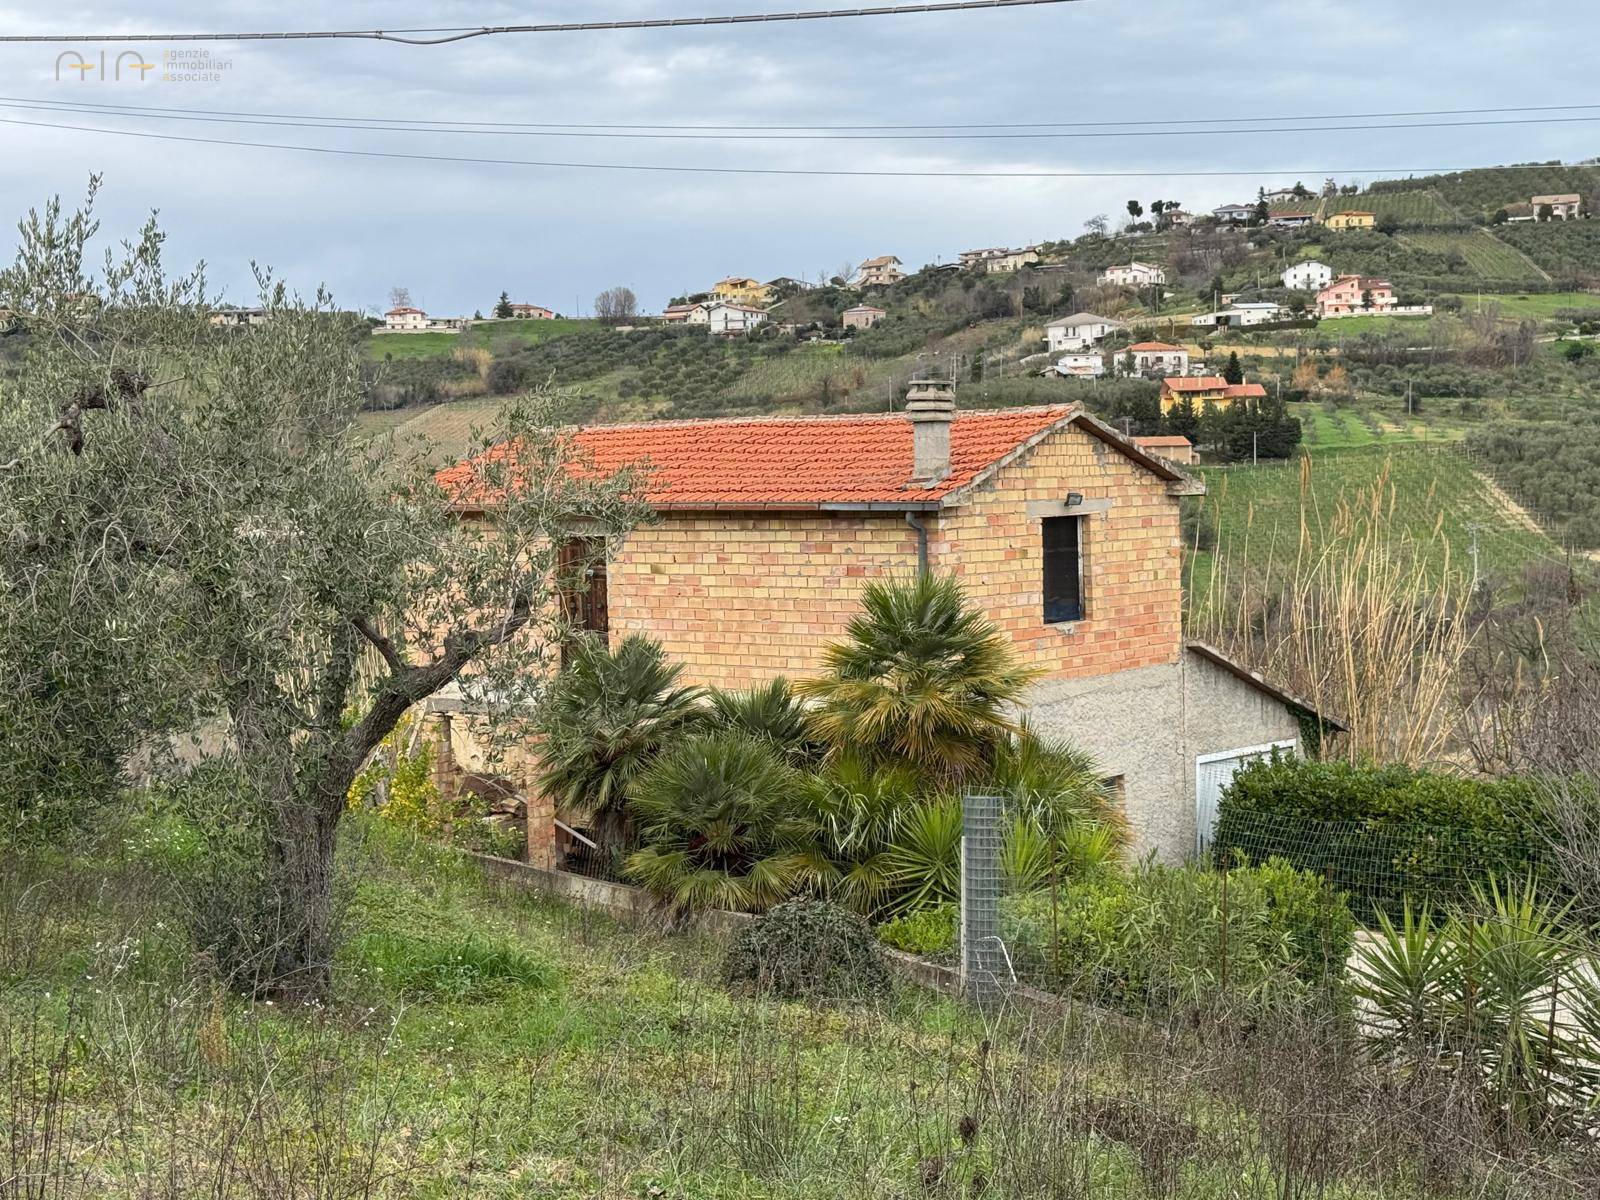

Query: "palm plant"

xmin=533 ymin=635 xmax=704 ymax=852
xmin=625 ymin=732 xmax=815 ymax=913
xmin=705 ymin=677 xmax=820 ymax=765
xmin=1350 ymin=901 xmax=1461 ymax=1057
xmin=799 ymin=754 xmax=921 ymax=916
xmin=796 ymin=574 xmax=1042 ymax=782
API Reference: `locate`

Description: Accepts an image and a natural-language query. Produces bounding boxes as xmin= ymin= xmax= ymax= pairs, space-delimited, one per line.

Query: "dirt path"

xmin=1474 ymin=467 xmax=1600 ymax=563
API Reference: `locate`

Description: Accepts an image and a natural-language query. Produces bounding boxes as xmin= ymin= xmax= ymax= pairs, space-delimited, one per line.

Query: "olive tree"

xmin=0 ymin=186 xmax=650 ymax=992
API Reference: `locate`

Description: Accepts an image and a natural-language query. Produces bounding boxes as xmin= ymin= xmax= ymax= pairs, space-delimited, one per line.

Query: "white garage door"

xmin=1195 ymin=740 xmax=1297 ymax=856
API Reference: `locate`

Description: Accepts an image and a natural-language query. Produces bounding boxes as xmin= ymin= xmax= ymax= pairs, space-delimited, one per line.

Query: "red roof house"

xmin=432 ymin=382 xmax=1333 ymax=869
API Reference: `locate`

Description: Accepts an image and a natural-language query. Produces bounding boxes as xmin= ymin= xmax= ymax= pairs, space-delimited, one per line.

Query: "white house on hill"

xmin=1045 ymin=312 xmax=1126 ymax=353
xmin=1099 ymin=262 xmax=1166 ymax=287
xmin=1282 ymin=260 xmax=1333 ymax=291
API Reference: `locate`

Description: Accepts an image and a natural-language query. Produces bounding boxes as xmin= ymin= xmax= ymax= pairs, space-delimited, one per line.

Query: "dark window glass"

xmin=1042 ymin=516 xmax=1083 ymax=624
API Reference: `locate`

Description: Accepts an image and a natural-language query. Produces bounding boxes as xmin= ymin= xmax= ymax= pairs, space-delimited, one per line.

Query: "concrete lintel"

xmin=1025 ymin=497 xmax=1113 ymax=519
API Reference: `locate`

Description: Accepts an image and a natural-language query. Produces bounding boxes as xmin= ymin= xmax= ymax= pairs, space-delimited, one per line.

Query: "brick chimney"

xmin=906 ymin=378 xmax=956 ymax=486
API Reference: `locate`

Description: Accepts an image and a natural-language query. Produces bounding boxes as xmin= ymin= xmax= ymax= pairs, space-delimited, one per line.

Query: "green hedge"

xmin=877 ymin=859 xmax=1353 ymax=1015
xmin=1212 ymin=757 xmax=1552 ymax=917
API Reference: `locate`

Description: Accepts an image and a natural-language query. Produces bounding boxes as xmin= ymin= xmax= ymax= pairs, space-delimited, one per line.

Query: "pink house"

xmin=1316 ymin=274 xmax=1397 ymax=317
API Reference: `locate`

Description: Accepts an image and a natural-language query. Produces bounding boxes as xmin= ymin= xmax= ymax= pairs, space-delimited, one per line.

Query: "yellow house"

xmin=711 ymin=276 xmax=774 ymax=307
xmin=1325 ymin=210 xmax=1376 ymax=232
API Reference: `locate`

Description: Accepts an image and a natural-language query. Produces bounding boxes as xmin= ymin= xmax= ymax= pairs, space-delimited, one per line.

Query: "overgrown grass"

xmin=7 ymin=813 xmax=1598 ymax=1196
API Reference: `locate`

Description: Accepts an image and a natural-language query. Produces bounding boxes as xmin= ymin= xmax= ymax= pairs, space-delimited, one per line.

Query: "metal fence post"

xmin=960 ymin=791 xmax=1006 ymax=1014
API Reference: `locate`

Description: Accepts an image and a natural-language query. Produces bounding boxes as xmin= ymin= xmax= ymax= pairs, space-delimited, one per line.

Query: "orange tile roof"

xmin=1134 ymin=435 xmax=1194 ymax=447
xmin=1128 ymin=341 xmax=1186 ymax=352
xmin=436 ymin=405 xmax=1187 ymax=512
xmin=1160 ymin=375 xmax=1228 ymax=392
xmin=1225 ymin=383 xmax=1268 ymax=399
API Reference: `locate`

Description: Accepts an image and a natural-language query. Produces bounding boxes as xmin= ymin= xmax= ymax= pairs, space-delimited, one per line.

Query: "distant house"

xmin=1531 ymin=193 xmax=1583 ymax=220
xmin=767 ymin=276 xmax=815 ymax=293
xmin=381 ymin=306 xmax=465 ymax=333
xmin=1264 ymin=187 xmax=1303 ymax=203
xmin=1123 ymin=341 xmax=1190 ymax=376
xmin=1325 ymin=210 xmax=1376 ymax=232
xmin=1099 ymin=261 xmax=1167 ymax=287
xmin=1316 ymin=274 xmax=1397 ymax=317
xmin=1190 ymin=302 xmax=1287 ymax=329
xmin=1054 ymin=352 xmax=1106 ymax=378
xmin=507 ymin=303 xmax=556 ymax=320
xmin=383 ymin=305 xmax=429 ymax=331
xmin=1267 ymin=211 xmax=1315 ymax=230
xmin=1213 ymin=203 xmax=1255 ymax=224
xmin=208 ymin=306 xmax=269 ymax=327
xmin=959 ymin=246 xmax=1040 ymax=273
xmin=1281 ymin=260 xmax=1333 ymax=290
xmin=855 ymin=256 xmax=906 ymax=287
xmin=959 ymin=247 xmax=1007 ymax=269
xmin=1133 ymin=434 xmax=1197 ymax=465
xmin=700 ymin=302 xmax=768 ymax=336
xmin=661 ymin=303 xmax=702 ymax=324
xmin=1158 ymin=377 xmax=1266 ymax=412
xmin=711 ymin=277 xmax=774 ymax=307
xmin=983 ymin=247 xmax=1041 ymax=274
xmin=842 ymin=304 xmax=887 ymax=330
xmin=1045 ymin=312 xmax=1126 ymax=353
xmin=1163 ymin=210 xmax=1194 ymax=228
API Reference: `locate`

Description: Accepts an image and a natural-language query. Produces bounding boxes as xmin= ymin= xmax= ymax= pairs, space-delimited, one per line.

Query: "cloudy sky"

xmin=0 ymin=1 xmax=1594 ymax=316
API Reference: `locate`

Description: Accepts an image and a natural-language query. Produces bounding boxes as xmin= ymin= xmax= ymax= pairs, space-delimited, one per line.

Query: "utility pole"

xmin=1468 ymin=523 xmax=1482 ymax=591
xmin=1253 ymin=429 xmax=1259 ymax=466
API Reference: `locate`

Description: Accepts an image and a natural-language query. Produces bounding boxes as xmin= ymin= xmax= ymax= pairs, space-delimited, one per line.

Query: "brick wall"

xmin=609 ymin=511 xmax=918 ymax=688
xmin=606 ymin=421 xmax=1183 ymax=688
xmin=938 ymin=428 xmax=1183 ymax=679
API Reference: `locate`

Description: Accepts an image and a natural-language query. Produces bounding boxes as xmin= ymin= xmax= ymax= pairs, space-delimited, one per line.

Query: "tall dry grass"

xmin=1191 ymin=456 xmax=1473 ymax=764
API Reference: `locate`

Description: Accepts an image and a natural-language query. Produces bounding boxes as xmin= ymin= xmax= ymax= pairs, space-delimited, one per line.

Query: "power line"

xmin=0 ymin=1 xmax=1083 ymax=45
xmin=12 ymin=93 xmax=1600 ymax=134
xmin=2 ymin=110 xmax=1595 ymax=180
xmin=7 ymin=95 xmax=1600 ymax=141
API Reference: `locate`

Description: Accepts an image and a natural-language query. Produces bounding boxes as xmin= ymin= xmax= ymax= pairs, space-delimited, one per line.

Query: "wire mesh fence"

xmin=1210 ymin=808 xmax=1553 ymax=921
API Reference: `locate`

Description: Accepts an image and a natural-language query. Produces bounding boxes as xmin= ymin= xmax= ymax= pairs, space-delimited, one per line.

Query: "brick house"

xmin=436 ymin=383 xmax=1333 ymax=868
xmin=842 ymin=304 xmax=887 ymax=330
xmin=507 ymin=303 xmax=556 ymax=319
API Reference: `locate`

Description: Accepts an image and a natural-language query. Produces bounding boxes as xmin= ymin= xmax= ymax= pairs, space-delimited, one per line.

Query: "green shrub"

xmin=874 ymin=860 xmax=1351 ymax=1015
xmin=1212 ymin=756 xmax=1552 ymax=916
xmin=723 ymin=899 xmax=891 ymax=1001
xmin=876 ymin=903 xmax=957 ymax=962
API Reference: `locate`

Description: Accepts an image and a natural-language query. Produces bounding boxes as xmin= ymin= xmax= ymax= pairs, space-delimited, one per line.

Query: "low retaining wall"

xmin=467 ymin=852 xmax=1118 ymax=1019
xmin=468 ymin=852 xmax=754 ymax=937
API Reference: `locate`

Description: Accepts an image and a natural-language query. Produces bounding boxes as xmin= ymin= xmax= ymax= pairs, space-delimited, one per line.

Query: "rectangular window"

xmin=1042 ymin=515 xmax=1084 ymax=624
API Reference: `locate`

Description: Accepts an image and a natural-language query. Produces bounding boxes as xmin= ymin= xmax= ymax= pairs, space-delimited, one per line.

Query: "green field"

xmin=1187 ymin=445 xmax=1556 ymax=610
xmin=1398 ymin=230 xmax=1546 ymax=279
xmin=1315 ymin=313 xmax=1434 ymax=336
xmin=1295 ymin=402 xmax=1469 ymax=451
xmin=1343 ymin=188 xmax=1464 ymax=228
xmin=1450 ymin=290 xmax=1600 ymax=319
xmin=367 ymin=318 xmax=595 ymax=360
